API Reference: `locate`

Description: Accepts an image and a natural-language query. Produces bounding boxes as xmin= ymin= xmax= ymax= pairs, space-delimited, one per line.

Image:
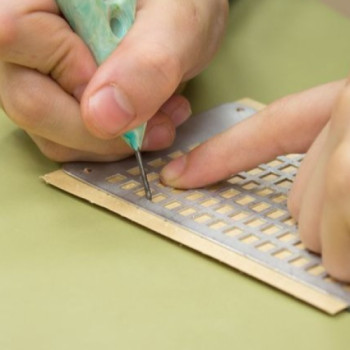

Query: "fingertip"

xmin=160 ymin=155 xmax=187 ymax=187
xmin=298 ymin=219 xmax=322 ymax=254
xmin=287 ymin=186 xmax=300 ymax=221
xmin=322 ymin=257 xmax=350 ymax=283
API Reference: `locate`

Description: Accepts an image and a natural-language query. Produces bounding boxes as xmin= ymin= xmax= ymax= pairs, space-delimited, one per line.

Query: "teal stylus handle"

xmin=56 ymin=0 xmax=145 ymax=150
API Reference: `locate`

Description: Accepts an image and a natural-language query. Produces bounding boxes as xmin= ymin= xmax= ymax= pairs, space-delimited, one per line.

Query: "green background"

xmin=1 ymin=0 xmax=350 ymax=348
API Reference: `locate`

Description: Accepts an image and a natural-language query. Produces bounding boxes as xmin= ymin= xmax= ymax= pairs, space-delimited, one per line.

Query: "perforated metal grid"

xmin=64 ymin=102 xmax=350 ymax=306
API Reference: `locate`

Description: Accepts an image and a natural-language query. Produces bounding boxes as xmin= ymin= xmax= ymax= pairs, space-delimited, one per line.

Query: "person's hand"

xmin=0 ymin=0 xmax=229 ymax=161
xmin=161 ymin=79 xmax=350 ymax=282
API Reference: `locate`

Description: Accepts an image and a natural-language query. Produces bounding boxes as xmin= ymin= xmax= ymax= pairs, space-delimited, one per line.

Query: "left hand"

xmin=160 ymin=79 xmax=350 ymax=281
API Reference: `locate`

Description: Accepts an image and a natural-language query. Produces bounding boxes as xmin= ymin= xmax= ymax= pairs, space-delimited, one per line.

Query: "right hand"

xmin=0 ymin=0 xmax=229 ymax=162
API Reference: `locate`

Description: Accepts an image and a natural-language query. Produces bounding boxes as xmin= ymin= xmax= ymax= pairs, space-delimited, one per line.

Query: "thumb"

xmin=81 ymin=0 xmax=227 ymax=139
xmin=160 ymin=80 xmax=345 ymax=188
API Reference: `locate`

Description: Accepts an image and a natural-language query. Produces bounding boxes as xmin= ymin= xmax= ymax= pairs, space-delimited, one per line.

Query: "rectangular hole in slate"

xmin=215 ymin=205 xmax=234 ymax=214
xmin=230 ymin=211 xmax=251 ymax=221
xmin=307 ymin=265 xmax=326 ymax=276
xmin=121 ymin=181 xmax=140 ymax=191
xmin=294 ymin=241 xmax=306 ymax=250
xmin=255 ymin=188 xmax=274 ymax=197
xmin=179 ymin=208 xmax=197 ymax=217
xmin=242 ymin=181 xmax=259 ymax=190
xmin=152 ymin=194 xmax=167 ymax=203
xmin=273 ymin=249 xmax=292 ymax=260
xmin=280 ymin=165 xmax=298 ymax=174
xmin=209 ymin=221 xmax=228 ymax=230
xmin=135 ymin=188 xmax=155 ymax=198
xmin=261 ymin=173 xmax=279 ymax=182
xmin=227 ymin=175 xmax=246 ymax=185
xmin=261 ymin=225 xmax=281 ymax=235
xmin=283 ymin=217 xmax=296 ymax=226
xmin=251 ymin=202 xmax=271 ymax=212
xmin=277 ymin=232 xmax=295 ymax=242
xmin=148 ymin=158 xmax=167 ymax=168
xmin=323 ymin=276 xmax=336 ymax=284
xmin=271 ymin=194 xmax=288 ymax=204
xmin=135 ymin=189 xmax=146 ymax=197
xmin=285 ymin=154 xmax=302 ymax=160
xmin=106 ymin=174 xmax=126 ymax=183
xmin=186 ymin=192 xmax=205 ymax=201
xmin=266 ymin=209 xmax=287 ymax=219
xmin=127 ymin=166 xmax=141 ymax=176
xmin=246 ymin=167 xmax=264 ymax=176
xmin=224 ymin=227 xmax=243 ymax=237
xmin=171 ymin=188 xmax=186 ymax=195
xmin=187 ymin=143 xmax=200 ymax=151
xmin=194 ymin=214 xmax=212 ymax=223
xmin=235 ymin=195 xmax=255 ymax=206
xmin=165 ymin=201 xmax=182 ymax=210
xmin=200 ymin=199 xmax=219 ymax=207
xmin=275 ymin=179 xmax=293 ymax=189
xmin=240 ymin=234 xmax=259 ymax=244
xmin=156 ymin=182 xmax=166 ymax=189
xmin=257 ymin=242 xmax=276 ymax=252
xmin=220 ymin=189 xmax=240 ymax=199
xmin=290 ymin=256 xmax=309 ymax=268
xmin=343 ymin=284 xmax=350 ymax=292
xmin=244 ymin=218 xmax=266 ymax=228
xmin=147 ymin=172 xmax=159 ymax=182
xmin=206 ymin=184 xmax=223 ymax=193
xmin=266 ymin=159 xmax=283 ymax=168
xmin=168 ymin=150 xmax=184 ymax=159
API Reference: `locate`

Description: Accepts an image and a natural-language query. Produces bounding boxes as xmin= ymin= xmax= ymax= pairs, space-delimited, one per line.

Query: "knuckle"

xmin=47 ymin=29 xmax=86 ymax=81
xmin=6 ymin=79 xmax=49 ymax=130
xmin=37 ymin=139 xmax=75 ymax=163
xmin=261 ymin=95 xmax=294 ymax=155
xmin=142 ymin=46 xmax=182 ymax=92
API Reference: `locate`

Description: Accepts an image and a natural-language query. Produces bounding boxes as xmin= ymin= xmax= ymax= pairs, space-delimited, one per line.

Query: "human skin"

xmin=0 ymin=0 xmax=229 ymax=161
xmin=161 ymin=79 xmax=350 ymax=282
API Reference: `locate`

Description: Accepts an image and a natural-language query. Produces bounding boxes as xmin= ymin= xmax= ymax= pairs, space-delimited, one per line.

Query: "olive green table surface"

xmin=1 ymin=0 xmax=350 ymax=349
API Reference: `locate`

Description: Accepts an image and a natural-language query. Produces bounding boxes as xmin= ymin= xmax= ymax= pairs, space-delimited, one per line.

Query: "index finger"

xmin=160 ymin=80 xmax=344 ymax=188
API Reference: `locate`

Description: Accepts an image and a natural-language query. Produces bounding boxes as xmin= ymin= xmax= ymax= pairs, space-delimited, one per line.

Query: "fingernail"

xmin=160 ymin=155 xmax=187 ymax=185
xmin=88 ymin=84 xmax=135 ymax=136
xmin=161 ymin=99 xmax=192 ymax=127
